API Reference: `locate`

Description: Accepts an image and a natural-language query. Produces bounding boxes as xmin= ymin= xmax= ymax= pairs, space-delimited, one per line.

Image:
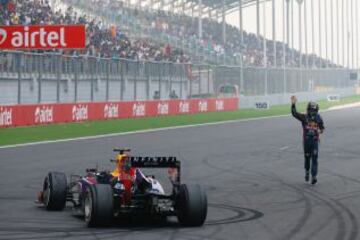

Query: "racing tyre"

xmin=43 ymin=172 xmax=67 ymax=211
xmin=84 ymin=184 xmax=113 ymax=227
xmin=176 ymin=184 xmax=207 ymax=227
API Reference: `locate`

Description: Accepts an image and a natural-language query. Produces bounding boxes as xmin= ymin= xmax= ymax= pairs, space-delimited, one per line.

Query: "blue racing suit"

xmin=291 ymin=104 xmax=325 ymax=178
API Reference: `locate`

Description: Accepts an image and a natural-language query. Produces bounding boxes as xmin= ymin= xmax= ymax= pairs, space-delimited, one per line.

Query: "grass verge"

xmin=1 ymin=95 xmax=360 ymax=146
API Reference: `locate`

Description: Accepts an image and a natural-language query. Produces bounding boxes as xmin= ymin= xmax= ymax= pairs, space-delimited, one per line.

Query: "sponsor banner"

xmin=0 ymin=25 xmax=86 ymax=49
xmin=157 ymin=101 xmax=170 ymax=115
xmin=132 ymin=102 xmax=147 ymax=117
xmin=327 ymin=94 xmax=340 ymax=102
xmin=178 ymin=100 xmax=190 ymax=114
xmin=0 ymin=97 xmax=238 ymax=128
xmin=35 ymin=105 xmax=54 ymax=124
xmin=0 ymin=106 xmax=12 ymax=127
xmin=104 ymin=103 xmax=119 ymax=119
xmin=254 ymin=101 xmax=270 ymax=110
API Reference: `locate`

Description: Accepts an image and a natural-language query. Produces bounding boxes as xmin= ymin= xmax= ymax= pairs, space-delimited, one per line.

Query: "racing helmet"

xmin=307 ymin=101 xmax=319 ymax=116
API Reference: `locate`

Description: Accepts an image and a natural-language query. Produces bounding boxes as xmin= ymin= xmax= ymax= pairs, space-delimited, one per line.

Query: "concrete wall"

xmin=0 ymin=74 xmax=188 ymax=105
xmin=239 ymin=87 xmax=357 ymax=109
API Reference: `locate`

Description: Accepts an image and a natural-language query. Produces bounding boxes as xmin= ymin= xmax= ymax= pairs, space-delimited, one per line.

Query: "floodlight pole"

xmin=330 ymin=0 xmax=334 ymax=67
xmin=222 ymin=0 xmax=226 ymax=64
xmin=356 ymin=0 xmax=359 ymax=69
xmin=198 ymin=0 xmax=203 ymax=40
xmin=283 ymin=0 xmax=287 ymax=94
xmin=304 ymin=0 xmax=308 ymax=69
xmin=342 ymin=0 xmax=345 ymax=67
xmin=272 ymin=0 xmax=276 ymax=67
xmin=351 ymin=0 xmax=354 ymax=69
xmin=239 ymin=0 xmax=244 ymax=91
xmin=297 ymin=0 xmax=303 ymax=69
xmin=318 ymin=0 xmax=322 ymax=67
xmin=347 ymin=0 xmax=350 ymax=68
xmin=263 ymin=0 xmax=268 ymax=95
xmin=336 ymin=0 xmax=339 ymax=67
xmin=311 ymin=0 xmax=315 ymax=67
xmin=286 ymin=0 xmax=290 ymax=49
xmin=324 ymin=0 xmax=328 ymax=68
xmin=297 ymin=0 xmax=303 ymax=92
xmin=291 ymin=0 xmax=294 ymax=66
xmin=257 ymin=0 xmax=260 ymax=37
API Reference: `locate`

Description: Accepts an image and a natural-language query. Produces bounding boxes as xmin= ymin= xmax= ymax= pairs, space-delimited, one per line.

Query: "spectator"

xmin=169 ymin=90 xmax=178 ymax=99
xmin=153 ymin=90 xmax=160 ymax=100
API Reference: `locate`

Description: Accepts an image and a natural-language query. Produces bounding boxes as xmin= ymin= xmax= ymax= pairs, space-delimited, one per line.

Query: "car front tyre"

xmin=43 ymin=172 xmax=67 ymax=211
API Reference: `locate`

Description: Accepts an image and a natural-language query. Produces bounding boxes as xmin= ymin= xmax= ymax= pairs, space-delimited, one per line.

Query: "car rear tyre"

xmin=43 ymin=172 xmax=67 ymax=211
xmin=176 ymin=184 xmax=207 ymax=227
xmin=84 ymin=184 xmax=113 ymax=227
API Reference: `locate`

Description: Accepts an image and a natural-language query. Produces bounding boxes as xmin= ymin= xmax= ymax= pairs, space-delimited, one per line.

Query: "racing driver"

xmin=291 ymin=96 xmax=325 ymax=185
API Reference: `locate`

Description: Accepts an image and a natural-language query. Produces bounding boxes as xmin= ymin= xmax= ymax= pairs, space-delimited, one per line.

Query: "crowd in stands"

xmin=0 ymin=0 xmax=337 ymax=67
xmin=62 ymin=0 xmax=338 ymax=68
xmin=0 ymin=0 xmax=190 ymax=63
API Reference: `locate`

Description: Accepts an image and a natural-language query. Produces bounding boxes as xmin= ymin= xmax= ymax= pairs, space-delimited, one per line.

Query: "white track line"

xmin=0 ymin=102 xmax=359 ymax=150
xmin=0 ymin=114 xmax=290 ymax=149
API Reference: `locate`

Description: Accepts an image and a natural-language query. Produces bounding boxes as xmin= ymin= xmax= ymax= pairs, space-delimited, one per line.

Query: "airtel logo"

xmin=157 ymin=102 xmax=169 ymax=115
xmin=179 ymin=101 xmax=190 ymax=113
xmin=215 ymin=100 xmax=224 ymax=111
xmin=0 ymin=28 xmax=7 ymax=45
xmin=132 ymin=103 xmax=146 ymax=117
xmin=104 ymin=104 xmax=119 ymax=119
xmin=72 ymin=104 xmax=88 ymax=121
xmin=0 ymin=107 xmax=12 ymax=126
xmin=0 ymin=25 xmax=85 ymax=49
xmin=198 ymin=101 xmax=208 ymax=112
xmin=34 ymin=106 xmax=53 ymax=124
xmin=12 ymin=26 xmax=67 ymax=48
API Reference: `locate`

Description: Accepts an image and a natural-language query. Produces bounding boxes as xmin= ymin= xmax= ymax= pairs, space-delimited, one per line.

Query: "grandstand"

xmin=0 ymin=0 xmax=338 ymax=67
xmin=62 ymin=0 xmax=335 ymax=67
xmin=0 ymin=0 xmax=358 ymax=105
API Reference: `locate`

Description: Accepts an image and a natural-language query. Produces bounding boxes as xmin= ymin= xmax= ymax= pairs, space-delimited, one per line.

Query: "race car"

xmin=37 ymin=148 xmax=207 ymax=227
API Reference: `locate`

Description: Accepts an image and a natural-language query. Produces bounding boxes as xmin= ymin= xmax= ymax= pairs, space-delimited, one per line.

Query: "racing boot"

xmin=311 ymin=176 xmax=317 ymax=185
xmin=305 ymin=171 xmax=310 ymax=182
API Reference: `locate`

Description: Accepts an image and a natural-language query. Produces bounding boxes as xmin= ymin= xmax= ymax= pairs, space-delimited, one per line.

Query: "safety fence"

xmin=0 ymin=51 xmax=357 ymax=105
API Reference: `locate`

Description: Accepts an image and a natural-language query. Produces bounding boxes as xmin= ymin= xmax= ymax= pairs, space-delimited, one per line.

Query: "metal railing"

xmin=0 ymin=51 xmax=356 ymax=105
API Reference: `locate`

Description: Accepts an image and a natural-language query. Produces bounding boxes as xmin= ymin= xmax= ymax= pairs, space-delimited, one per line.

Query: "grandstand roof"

xmin=186 ymin=0 xmax=259 ymax=12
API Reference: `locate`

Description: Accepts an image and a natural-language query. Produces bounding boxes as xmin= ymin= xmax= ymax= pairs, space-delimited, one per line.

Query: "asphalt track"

xmin=1 ymin=106 xmax=360 ymax=240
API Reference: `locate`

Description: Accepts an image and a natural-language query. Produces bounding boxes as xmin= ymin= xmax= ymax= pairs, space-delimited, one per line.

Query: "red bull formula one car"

xmin=37 ymin=149 xmax=207 ymax=227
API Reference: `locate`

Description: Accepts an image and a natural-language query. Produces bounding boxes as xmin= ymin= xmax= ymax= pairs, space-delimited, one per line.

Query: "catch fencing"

xmin=0 ymin=51 xmax=357 ymax=105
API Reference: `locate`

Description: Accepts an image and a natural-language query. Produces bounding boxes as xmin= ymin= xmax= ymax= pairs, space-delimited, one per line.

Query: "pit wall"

xmin=0 ymin=97 xmax=238 ymax=128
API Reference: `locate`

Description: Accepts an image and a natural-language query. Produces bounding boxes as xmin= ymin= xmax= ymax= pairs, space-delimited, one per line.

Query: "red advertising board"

xmin=0 ymin=25 xmax=86 ymax=49
xmin=0 ymin=98 xmax=238 ymax=128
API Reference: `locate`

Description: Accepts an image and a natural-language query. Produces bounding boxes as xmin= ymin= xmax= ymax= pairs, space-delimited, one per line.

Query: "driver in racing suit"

xmin=111 ymin=150 xmax=135 ymax=204
xmin=111 ymin=150 xmax=153 ymax=204
xmin=291 ymin=96 xmax=325 ymax=185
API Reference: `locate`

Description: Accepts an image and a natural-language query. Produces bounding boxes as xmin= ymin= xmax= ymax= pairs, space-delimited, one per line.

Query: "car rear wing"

xmin=129 ymin=156 xmax=181 ymax=185
xmin=128 ymin=156 xmax=180 ymax=169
